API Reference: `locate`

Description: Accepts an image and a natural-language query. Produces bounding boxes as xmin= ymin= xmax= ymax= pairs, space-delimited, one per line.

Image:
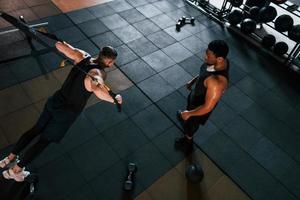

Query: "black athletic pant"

xmin=183 ymin=94 xmax=210 ymax=138
xmin=11 ymin=125 xmax=50 ymax=168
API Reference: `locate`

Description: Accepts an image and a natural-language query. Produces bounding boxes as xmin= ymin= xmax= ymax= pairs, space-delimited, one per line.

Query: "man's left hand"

xmin=181 ymin=110 xmax=191 ymax=121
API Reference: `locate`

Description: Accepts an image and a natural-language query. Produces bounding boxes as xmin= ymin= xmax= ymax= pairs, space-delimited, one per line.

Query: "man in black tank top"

xmin=1 ymin=42 xmax=122 ymax=182
xmin=176 ymin=40 xmax=230 ymax=151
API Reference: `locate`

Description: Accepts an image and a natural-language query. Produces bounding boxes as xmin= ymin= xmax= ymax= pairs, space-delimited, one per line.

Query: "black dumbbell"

xmin=124 ymin=163 xmax=137 ymax=191
xmin=182 ymin=16 xmax=195 ymax=25
xmin=176 ymin=16 xmax=195 ymax=31
xmin=176 ymin=17 xmax=184 ymax=31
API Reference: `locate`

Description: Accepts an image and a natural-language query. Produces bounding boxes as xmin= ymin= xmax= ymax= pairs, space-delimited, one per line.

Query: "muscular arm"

xmin=55 ymin=41 xmax=87 ymax=64
xmin=84 ymin=69 xmax=115 ymax=103
xmin=188 ymin=77 xmax=226 ymax=117
xmin=92 ymin=84 xmax=115 ymax=104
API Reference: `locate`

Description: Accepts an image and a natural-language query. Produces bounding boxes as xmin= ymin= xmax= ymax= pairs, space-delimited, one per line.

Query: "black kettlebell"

xmin=185 ymin=163 xmax=204 ymax=183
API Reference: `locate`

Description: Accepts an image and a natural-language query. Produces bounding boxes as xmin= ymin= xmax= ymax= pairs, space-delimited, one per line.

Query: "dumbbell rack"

xmin=185 ymin=0 xmax=300 ymax=72
xmin=226 ymin=0 xmax=300 ymax=72
xmin=258 ymin=1 xmax=300 ymax=67
xmin=185 ymin=0 xmax=232 ymax=24
xmin=272 ymin=1 xmax=300 ymax=67
xmin=275 ymin=1 xmax=300 ymax=17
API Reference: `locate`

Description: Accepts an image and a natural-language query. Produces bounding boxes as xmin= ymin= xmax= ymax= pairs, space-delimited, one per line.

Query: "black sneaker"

xmin=174 ymin=136 xmax=193 ymax=154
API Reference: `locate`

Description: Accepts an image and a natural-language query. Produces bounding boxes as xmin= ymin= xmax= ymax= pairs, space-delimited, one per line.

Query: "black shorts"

xmin=183 ymin=113 xmax=210 ymax=137
xmin=36 ymin=97 xmax=78 ymax=143
xmin=183 ymin=93 xmax=211 ymax=136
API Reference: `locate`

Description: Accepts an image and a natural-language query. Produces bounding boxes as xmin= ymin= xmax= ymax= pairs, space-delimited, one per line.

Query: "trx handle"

xmin=103 ymin=85 xmax=122 ymax=112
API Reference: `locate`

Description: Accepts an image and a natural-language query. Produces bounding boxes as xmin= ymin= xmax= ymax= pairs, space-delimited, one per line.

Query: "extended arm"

xmin=84 ymin=69 xmax=122 ymax=104
xmin=55 ymin=41 xmax=87 ymax=64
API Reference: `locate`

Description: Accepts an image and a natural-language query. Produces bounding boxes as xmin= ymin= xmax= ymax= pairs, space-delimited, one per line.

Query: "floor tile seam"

xmin=153 ymin=2 xmax=180 ymax=14
xmin=248 ymin=70 xmax=280 ymax=90
xmin=204 ymin=174 xmax=236 ymax=195
xmin=66 ymin=148 xmax=121 ymax=184
xmin=135 ymin=68 xmax=170 ymax=87
xmin=233 ymin=87 xmax=291 ymax=123
xmin=198 ymin=129 xmax=299 ymax=199
xmin=0 ymin=125 xmax=10 ymax=146
xmin=195 ymin=125 xmax=296 ymax=197
xmin=31 ymin=152 xmax=71 ymax=173
xmin=129 ymin=109 xmax=174 ymax=142
xmin=84 ymin=140 xmax=164 ymax=192
xmin=17 ymin=72 xmax=62 ymax=100
xmin=60 ymin=124 xmax=106 ymax=154
xmin=0 ymin=56 xmax=69 ymax=91
xmin=125 ymin=139 xmax=175 ymax=190
xmin=221 ymin=114 xmax=300 ymax=168
xmin=194 ymin=133 xmax=262 ymax=200
xmin=0 ymin=92 xmax=41 ymax=118
xmin=159 ymin=34 xmax=195 ymax=55
xmin=120 ymin=60 xmax=158 ymax=84
xmin=84 ymin=110 xmax=129 ymax=136
xmin=237 ymin=112 xmax=300 ymax=166
xmin=220 ymin=110 xmax=300 ymax=165
xmin=123 ymin=40 xmax=195 ymax=85
xmin=124 ymin=29 xmax=165 ymax=57
xmin=0 ymin=61 xmax=24 ymax=87
xmin=77 ymin=21 xmax=112 ymax=37
xmin=158 ymin=62 xmax=195 ymax=87
xmin=136 ymin=2 xmax=164 ymax=18
xmin=229 ymin=84 xmax=300 ymax=140
xmin=30 ymin=2 xmax=61 ymax=19
xmin=97 ymin=117 xmax=151 ymax=159
xmin=269 ymin=85 xmax=300 ymax=107
xmin=119 ymin=8 xmax=147 ymax=25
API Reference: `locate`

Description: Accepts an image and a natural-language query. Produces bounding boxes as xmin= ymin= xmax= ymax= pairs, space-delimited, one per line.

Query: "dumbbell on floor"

xmin=124 ymin=163 xmax=137 ymax=191
xmin=176 ymin=16 xmax=195 ymax=31
xmin=182 ymin=16 xmax=195 ymax=25
xmin=176 ymin=17 xmax=184 ymax=31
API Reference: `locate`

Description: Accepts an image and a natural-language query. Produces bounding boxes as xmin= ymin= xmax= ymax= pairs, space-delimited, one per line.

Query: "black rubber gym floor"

xmin=1 ymin=0 xmax=300 ymax=199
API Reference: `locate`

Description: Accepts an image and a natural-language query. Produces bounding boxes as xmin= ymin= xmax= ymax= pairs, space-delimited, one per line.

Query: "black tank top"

xmin=51 ymin=56 xmax=106 ymax=113
xmin=189 ymin=60 xmax=230 ymax=107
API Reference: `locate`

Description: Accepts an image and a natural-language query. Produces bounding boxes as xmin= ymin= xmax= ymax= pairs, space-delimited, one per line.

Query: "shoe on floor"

xmin=174 ymin=136 xmax=193 ymax=154
xmin=2 ymin=168 xmax=30 ymax=182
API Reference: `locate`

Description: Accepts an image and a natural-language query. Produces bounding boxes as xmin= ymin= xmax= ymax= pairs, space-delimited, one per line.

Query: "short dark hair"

xmin=99 ymin=46 xmax=118 ymax=60
xmin=208 ymin=40 xmax=229 ymax=58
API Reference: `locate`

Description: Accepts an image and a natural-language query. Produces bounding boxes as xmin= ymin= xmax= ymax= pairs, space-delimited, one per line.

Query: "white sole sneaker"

xmin=0 ymin=157 xmax=10 ymax=168
xmin=0 ymin=156 xmax=19 ymax=169
xmin=2 ymin=168 xmax=30 ymax=182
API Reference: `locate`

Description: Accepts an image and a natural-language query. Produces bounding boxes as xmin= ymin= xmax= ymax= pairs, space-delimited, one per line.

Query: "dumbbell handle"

xmin=127 ymin=171 xmax=133 ymax=180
